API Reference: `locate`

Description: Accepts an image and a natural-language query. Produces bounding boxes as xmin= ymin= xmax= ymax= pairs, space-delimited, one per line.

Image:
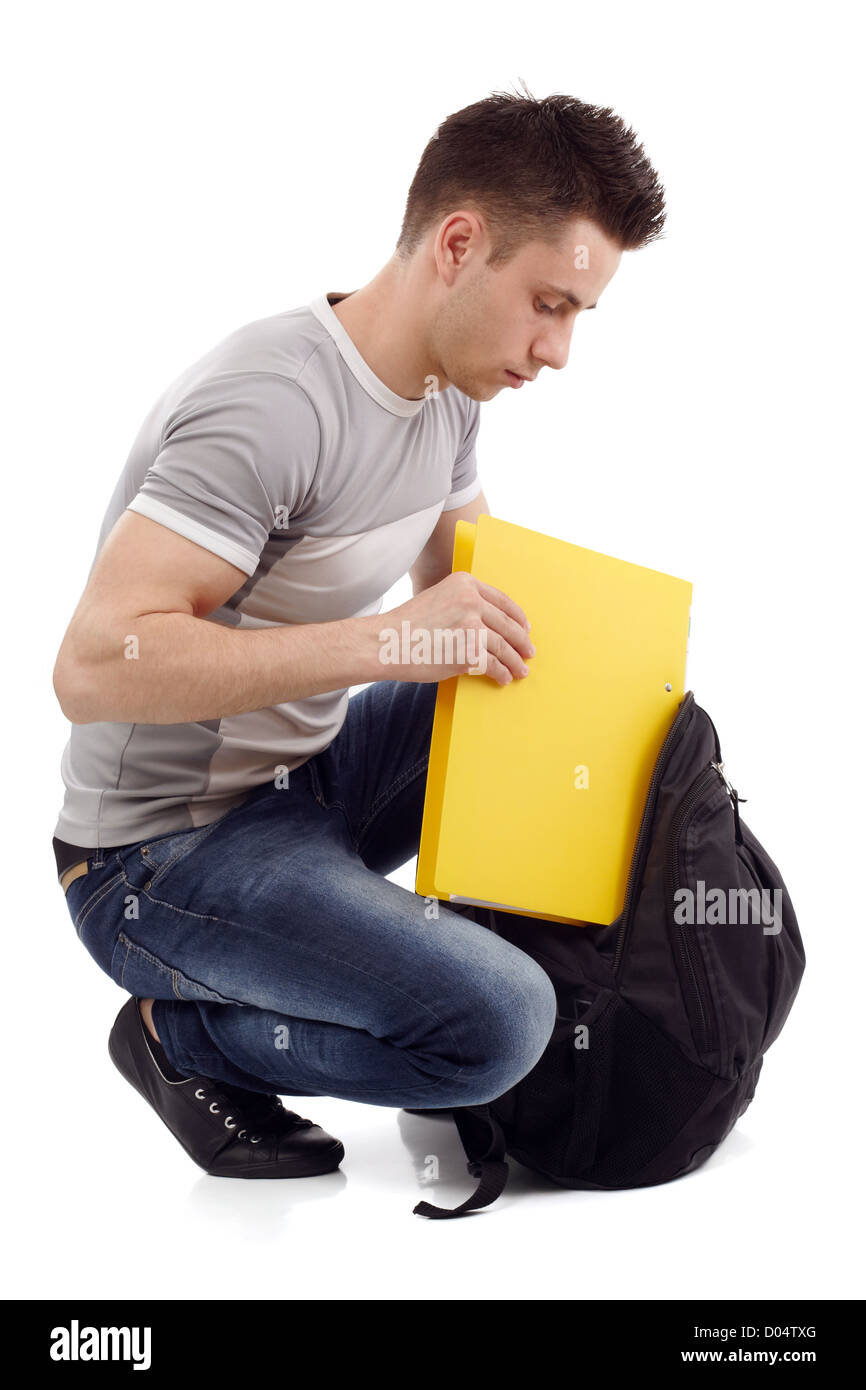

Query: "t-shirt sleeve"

xmin=126 ymin=372 xmax=321 ymax=577
xmin=441 ymin=398 xmax=483 ymax=511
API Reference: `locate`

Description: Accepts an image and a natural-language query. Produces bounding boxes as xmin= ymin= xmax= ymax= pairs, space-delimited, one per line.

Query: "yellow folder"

xmin=415 ymin=515 xmax=692 ymax=926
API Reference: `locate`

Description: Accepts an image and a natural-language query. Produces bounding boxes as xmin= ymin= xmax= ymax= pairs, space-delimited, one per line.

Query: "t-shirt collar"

xmin=308 ymin=292 xmax=428 ymax=418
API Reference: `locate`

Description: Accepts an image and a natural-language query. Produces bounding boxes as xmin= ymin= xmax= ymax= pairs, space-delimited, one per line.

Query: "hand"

xmin=376 ymin=570 xmax=535 ymax=686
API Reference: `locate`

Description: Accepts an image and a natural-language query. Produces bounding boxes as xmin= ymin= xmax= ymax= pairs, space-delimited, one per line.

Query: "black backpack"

xmin=413 ymin=691 xmax=805 ymax=1219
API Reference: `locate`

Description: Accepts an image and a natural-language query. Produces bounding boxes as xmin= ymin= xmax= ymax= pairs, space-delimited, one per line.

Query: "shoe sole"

xmin=108 ymin=1022 xmax=345 ymax=1179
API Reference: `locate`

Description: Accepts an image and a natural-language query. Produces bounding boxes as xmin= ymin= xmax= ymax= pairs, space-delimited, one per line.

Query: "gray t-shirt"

xmin=53 ymin=292 xmax=482 ymax=864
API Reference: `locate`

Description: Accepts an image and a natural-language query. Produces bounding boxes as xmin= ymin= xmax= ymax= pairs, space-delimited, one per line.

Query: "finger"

xmin=479 ymin=599 xmax=535 ymax=664
xmin=474 ymin=579 xmax=531 ymax=634
xmin=480 ymin=625 xmax=531 ymax=681
xmin=469 ymin=646 xmax=516 ymax=686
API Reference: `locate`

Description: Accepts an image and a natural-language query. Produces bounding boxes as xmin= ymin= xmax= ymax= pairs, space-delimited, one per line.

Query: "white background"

xmin=3 ymin=0 xmax=862 ymax=1301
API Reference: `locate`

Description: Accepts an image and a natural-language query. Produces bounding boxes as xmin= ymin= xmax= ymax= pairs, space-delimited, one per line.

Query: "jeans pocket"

xmin=109 ymin=930 xmax=245 ymax=1005
xmin=135 ymin=821 xmax=223 ymax=890
xmin=68 ymin=863 xmax=126 ymax=942
xmin=67 ymin=866 xmax=127 ymax=978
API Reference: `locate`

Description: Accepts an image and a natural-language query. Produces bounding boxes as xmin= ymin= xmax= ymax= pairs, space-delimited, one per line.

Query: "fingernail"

xmin=528 ymin=643 xmax=536 ymax=656
xmin=520 ymin=662 xmax=529 ymax=676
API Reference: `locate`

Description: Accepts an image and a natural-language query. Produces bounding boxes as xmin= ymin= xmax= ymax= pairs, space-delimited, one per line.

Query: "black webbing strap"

xmin=413 ymin=1106 xmax=509 ymax=1219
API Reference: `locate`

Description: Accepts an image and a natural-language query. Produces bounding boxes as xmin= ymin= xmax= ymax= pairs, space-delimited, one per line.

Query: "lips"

xmin=504 ymin=370 xmax=525 ymax=388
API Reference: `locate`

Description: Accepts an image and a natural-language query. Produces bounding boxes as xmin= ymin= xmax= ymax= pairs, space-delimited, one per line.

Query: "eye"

xmin=535 ymin=299 xmax=555 ymax=315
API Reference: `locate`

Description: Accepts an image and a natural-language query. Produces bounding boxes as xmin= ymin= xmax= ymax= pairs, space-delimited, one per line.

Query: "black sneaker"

xmin=108 ymin=996 xmax=344 ymax=1179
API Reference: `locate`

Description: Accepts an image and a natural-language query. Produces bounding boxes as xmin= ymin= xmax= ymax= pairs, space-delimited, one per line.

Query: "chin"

xmin=441 ymin=366 xmax=490 ymax=402
xmin=457 ymin=377 xmax=499 ymax=403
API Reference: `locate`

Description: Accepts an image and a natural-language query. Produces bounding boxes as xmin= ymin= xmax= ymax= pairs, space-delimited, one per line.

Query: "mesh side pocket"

xmin=505 ymin=1017 xmax=581 ymax=1177
xmin=503 ymin=987 xmax=615 ymax=1182
xmin=502 ymin=992 xmax=717 ymax=1189
xmin=589 ymin=998 xmax=716 ymax=1187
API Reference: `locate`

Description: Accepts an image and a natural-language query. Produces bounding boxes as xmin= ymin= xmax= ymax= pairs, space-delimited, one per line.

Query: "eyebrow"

xmin=538 ymin=282 xmax=597 ymax=310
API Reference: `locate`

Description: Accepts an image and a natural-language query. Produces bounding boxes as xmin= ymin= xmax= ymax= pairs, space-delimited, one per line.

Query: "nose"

xmin=532 ymin=321 xmax=574 ymax=373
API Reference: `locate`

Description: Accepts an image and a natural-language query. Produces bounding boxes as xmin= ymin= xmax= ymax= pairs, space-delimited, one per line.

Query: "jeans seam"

xmin=307 ymin=750 xmax=429 ymax=855
xmin=298 ymin=1069 xmax=467 ymax=1098
xmin=117 ymin=867 xmax=467 ymax=1069
xmin=170 ymin=1041 xmax=465 ymax=1098
xmin=74 ymin=870 xmax=124 ymax=938
xmin=117 ymin=937 xmax=131 ymax=989
xmin=115 ymin=929 xmax=247 ymax=1006
xmin=355 ymin=754 xmax=429 ymax=845
xmin=144 ymin=819 xmax=224 ymax=884
xmin=120 ymin=867 xmax=248 ymax=926
xmin=306 ymin=758 xmax=326 ymax=807
xmin=181 ymin=1047 xmax=465 ymax=1096
xmin=306 ymin=759 xmax=359 ymax=847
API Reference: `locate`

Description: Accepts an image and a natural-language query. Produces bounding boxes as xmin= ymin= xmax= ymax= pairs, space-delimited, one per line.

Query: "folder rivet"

xmin=664 ymin=682 xmax=672 ymax=692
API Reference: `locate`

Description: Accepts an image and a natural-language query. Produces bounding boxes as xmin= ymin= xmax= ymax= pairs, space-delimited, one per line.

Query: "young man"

xmin=52 ymin=89 xmax=665 ymax=1180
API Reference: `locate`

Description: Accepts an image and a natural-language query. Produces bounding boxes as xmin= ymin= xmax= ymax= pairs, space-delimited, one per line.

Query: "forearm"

xmin=55 ymin=611 xmax=383 ymax=725
xmin=410 ymin=563 xmax=451 ymax=596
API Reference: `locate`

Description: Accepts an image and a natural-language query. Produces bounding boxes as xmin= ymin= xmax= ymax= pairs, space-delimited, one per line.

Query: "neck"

xmin=330 ymin=259 xmax=446 ymax=400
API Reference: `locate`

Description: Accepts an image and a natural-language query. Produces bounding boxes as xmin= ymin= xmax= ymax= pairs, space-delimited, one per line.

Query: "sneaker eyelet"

xmin=225 ymin=1117 xmax=236 ymax=1128
xmin=250 ymin=1135 xmax=262 ymax=1144
xmin=209 ymin=1102 xmax=220 ymax=1114
xmin=195 ymin=1088 xmax=206 ymax=1100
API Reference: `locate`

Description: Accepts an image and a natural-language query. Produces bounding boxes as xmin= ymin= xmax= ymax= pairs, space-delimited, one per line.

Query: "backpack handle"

xmin=413 ymin=1106 xmax=509 ymax=1219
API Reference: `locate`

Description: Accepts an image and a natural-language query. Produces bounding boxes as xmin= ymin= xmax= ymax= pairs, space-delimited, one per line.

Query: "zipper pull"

xmin=710 ymin=759 xmax=734 ymax=796
xmin=710 ymin=761 xmax=747 ymax=843
xmin=710 ymin=758 xmax=748 ymax=802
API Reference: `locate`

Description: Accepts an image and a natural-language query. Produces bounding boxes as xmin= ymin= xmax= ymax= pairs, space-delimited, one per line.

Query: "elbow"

xmin=53 ymin=655 xmax=99 ymax=725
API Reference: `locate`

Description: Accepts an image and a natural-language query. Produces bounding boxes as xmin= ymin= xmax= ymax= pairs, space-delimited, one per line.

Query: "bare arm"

xmin=409 ymin=489 xmax=490 ymax=594
xmin=52 ymin=511 xmax=382 ymax=725
xmin=54 ymin=490 xmax=533 ymax=724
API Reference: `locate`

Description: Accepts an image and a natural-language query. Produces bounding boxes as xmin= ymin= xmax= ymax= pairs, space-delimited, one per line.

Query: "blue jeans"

xmin=62 ymin=680 xmax=557 ymax=1108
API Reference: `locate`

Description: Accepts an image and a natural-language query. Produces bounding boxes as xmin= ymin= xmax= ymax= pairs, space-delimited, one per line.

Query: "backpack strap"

xmin=413 ymin=1105 xmax=509 ymax=1219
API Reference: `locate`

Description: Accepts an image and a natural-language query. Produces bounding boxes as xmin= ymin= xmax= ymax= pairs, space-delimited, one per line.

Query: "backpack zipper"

xmin=612 ymin=692 xmax=694 ymax=976
xmin=710 ymin=759 xmax=747 ymax=843
xmin=665 ymin=763 xmax=722 ymax=1056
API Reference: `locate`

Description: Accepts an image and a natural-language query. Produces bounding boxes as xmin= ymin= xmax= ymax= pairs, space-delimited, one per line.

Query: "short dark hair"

xmin=396 ymin=82 xmax=666 ymax=265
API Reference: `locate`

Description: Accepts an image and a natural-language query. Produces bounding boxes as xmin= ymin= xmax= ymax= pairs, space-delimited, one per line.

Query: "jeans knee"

xmin=513 ymin=960 xmax=558 ymax=1065
xmin=460 ymin=954 xmax=557 ymax=1105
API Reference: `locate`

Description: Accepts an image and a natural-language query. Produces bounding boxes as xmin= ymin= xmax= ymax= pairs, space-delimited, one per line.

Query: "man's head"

xmin=395 ymin=85 xmax=666 ymax=400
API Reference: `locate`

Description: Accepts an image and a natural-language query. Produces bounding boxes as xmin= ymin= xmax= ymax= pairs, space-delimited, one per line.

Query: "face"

xmin=428 ymin=216 xmax=623 ymax=401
